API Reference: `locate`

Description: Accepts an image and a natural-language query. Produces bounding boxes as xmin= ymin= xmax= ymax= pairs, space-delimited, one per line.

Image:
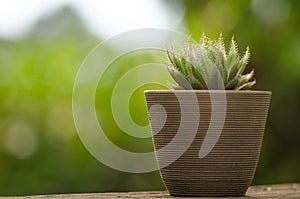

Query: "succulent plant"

xmin=166 ymin=34 xmax=256 ymax=90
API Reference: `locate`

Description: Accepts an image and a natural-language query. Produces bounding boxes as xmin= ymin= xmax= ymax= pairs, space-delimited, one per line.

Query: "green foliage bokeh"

xmin=0 ymin=0 xmax=300 ymax=195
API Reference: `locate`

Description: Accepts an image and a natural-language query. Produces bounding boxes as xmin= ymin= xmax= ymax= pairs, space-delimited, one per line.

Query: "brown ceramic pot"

xmin=144 ymin=90 xmax=271 ymax=197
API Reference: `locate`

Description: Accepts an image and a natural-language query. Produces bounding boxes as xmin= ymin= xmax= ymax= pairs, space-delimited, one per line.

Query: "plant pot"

xmin=144 ymin=90 xmax=271 ymax=197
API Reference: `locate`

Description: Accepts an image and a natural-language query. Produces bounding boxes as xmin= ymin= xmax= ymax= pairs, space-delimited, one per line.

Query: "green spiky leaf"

xmin=166 ymin=34 xmax=255 ymax=90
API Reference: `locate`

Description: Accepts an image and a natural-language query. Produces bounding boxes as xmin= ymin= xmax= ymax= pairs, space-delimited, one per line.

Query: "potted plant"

xmin=144 ymin=34 xmax=271 ymax=197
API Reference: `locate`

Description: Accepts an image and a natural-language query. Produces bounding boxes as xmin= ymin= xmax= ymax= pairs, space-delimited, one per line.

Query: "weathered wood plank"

xmin=1 ymin=183 xmax=299 ymax=199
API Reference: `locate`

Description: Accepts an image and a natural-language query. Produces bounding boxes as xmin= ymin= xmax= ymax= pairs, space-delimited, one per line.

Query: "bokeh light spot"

xmin=4 ymin=121 xmax=38 ymax=159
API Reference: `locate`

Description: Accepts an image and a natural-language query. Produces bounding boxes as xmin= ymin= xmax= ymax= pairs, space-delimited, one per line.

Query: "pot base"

xmin=166 ymin=180 xmax=248 ymax=197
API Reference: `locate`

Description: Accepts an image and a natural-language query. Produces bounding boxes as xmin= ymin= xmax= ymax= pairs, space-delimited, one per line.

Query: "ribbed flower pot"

xmin=145 ymin=90 xmax=271 ymax=197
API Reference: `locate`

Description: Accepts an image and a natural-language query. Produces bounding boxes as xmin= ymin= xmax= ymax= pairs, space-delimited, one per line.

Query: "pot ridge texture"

xmin=145 ymin=90 xmax=271 ymax=197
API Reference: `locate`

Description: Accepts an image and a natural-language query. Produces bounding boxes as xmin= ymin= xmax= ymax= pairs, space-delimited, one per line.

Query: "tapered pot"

xmin=144 ymin=90 xmax=271 ymax=197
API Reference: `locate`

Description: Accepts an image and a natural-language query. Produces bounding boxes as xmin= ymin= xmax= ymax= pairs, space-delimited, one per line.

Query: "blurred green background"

xmin=0 ymin=0 xmax=299 ymax=196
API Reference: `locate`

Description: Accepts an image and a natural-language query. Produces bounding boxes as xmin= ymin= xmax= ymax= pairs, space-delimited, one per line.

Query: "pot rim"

xmin=145 ymin=90 xmax=272 ymax=95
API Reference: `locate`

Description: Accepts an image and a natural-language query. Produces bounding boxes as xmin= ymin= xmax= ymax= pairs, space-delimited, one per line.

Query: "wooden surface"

xmin=1 ymin=183 xmax=299 ymax=199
